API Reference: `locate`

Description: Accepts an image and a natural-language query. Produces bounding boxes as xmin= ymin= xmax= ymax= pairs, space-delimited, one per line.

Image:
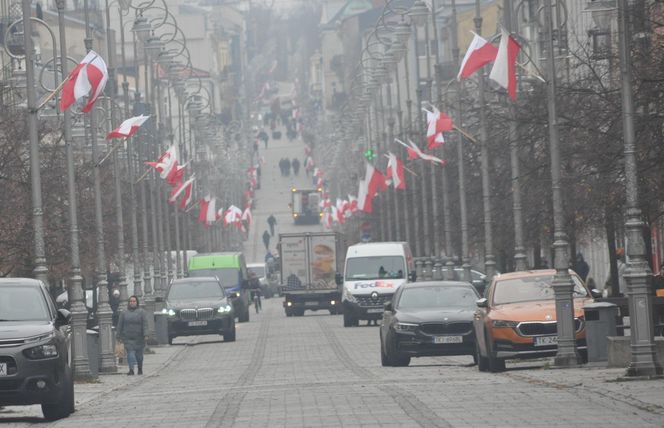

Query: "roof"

xmin=247 ymin=262 xmax=266 ymax=268
xmin=170 ymin=277 xmax=220 ymax=284
xmin=493 ymin=269 xmax=560 ymax=280
xmin=0 ymin=278 xmax=42 ymax=287
xmin=188 ymin=253 xmax=243 ymax=270
xmin=402 ymin=281 xmax=475 ymax=288
xmin=346 ymin=242 xmax=408 ymax=257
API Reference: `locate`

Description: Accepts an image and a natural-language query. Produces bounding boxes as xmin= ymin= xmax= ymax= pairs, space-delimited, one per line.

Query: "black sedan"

xmin=162 ymin=277 xmax=236 ymax=344
xmin=380 ymin=281 xmax=480 ymax=367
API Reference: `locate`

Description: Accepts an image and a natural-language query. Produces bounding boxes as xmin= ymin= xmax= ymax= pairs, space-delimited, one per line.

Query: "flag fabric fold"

xmin=60 ymin=50 xmax=109 ymax=113
xmin=457 ymin=33 xmax=498 ymax=80
xmin=169 ymin=176 xmax=195 ymax=208
xmin=386 ymin=152 xmax=406 ymax=190
xmin=489 ymin=28 xmax=522 ymax=100
xmin=106 ymin=115 xmax=150 ymax=139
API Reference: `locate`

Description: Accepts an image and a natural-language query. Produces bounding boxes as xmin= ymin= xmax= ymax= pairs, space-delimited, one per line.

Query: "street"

xmin=2 ymin=299 xmax=664 ymax=427
xmin=2 ymin=128 xmax=664 ymax=427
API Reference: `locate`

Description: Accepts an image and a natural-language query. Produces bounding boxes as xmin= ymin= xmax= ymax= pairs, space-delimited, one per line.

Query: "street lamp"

xmin=131 ymin=14 xmax=151 ymax=43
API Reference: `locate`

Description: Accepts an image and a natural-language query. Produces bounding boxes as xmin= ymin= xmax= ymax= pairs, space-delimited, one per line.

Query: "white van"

xmin=341 ymin=242 xmax=415 ymax=327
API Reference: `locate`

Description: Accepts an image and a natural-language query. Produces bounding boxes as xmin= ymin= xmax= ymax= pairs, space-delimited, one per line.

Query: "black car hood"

xmin=166 ymin=299 xmax=226 ymax=309
xmin=396 ymin=308 xmax=475 ymax=323
xmin=0 ymin=321 xmax=54 ymax=340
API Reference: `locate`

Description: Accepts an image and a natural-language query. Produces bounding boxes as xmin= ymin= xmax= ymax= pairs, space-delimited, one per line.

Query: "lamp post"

xmin=83 ymin=0 xmax=116 ymax=373
xmin=474 ymin=0 xmax=496 ymax=281
xmin=20 ymin=0 xmax=49 ymax=286
xmin=450 ymin=0 xmax=471 ymax=281
xmin=542 ymin=0 xmax=580 ymax=367
xmin=54 ymin=0 xmax=91 ymax=378
xmin=615 ymin=0 xmax=662 ymax=376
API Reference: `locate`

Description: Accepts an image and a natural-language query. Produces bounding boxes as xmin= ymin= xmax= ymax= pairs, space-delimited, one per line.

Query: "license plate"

xmin=534 ymin=335 xmax=558 ymax=346
xmin=0 ymin=363 xmax=6 ymax=376
xmin=188 ymin=321 xmax=207 ymax=327
xmin=434 ymin=336 xmax=462 ymax=344
xmin=367 ymin=308 xmax=383 ymax=314
xmin=305 ymin=301 xmax=318 ymax=306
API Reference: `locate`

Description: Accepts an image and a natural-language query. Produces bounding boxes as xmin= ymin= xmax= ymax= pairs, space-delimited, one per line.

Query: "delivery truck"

xmin=279 ymin=232 xmax=345 ymax=316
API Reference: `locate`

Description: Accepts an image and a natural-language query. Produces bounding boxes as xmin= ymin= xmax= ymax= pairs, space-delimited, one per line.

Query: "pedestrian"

xmin=292 ymin=158 xmax=300 ymax=176
xmin=262 ymin=230 xmax=271 ymax=251
xmin=116 ymin=295 xmax=149 ymax=375
xmin=267 ymin=214 xmax=277 ymax=236
xmin=575 ymin=252 xmax=590 ymax=282
xmin=284 ymin=158 xmax=291 ymax=176
xmin=258 ymin=129 xmax=269 ymax=149
xmin=253 ymin=140 xmax=259 ymax=153
xmin=279 ymin=158 xmax=285 ymax=176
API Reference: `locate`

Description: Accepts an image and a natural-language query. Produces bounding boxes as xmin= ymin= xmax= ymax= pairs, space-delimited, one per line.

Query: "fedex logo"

xmin=353 ymin=281 xmax=395 ymax=290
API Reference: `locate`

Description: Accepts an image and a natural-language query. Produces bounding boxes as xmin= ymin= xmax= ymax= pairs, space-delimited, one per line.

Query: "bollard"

xmin=154 ymin=312 xmax=170 ymax=345
xmin=583 ymin=302 xmax=619 ymax=363
xmin=424 ymin=259 xmax=434 ymax=280
xmin=433 ymin=260 xmax=443 ymax=280
xmin=86 ymin=329 xmax=100 ymax=377
xmin=415 ymin=259 xmax=424 ymax=282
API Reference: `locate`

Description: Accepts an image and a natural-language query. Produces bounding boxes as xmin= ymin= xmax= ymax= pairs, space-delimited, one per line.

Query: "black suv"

xmin=0 ymin=278 xmax=74 ymax=421
xmin=163 ymin=277 xmax=236 ymax=344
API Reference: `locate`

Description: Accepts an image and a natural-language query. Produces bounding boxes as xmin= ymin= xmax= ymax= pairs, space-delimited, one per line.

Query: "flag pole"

xmin=95 ymin=139 xmax=125 ymax=167
xmin=135 ymin=167 xmax=151 ymax=184
xmin=453 ymin=125 xmax=479 ymax=144
xmin=37 ymin=78 xmax=68 ymax=110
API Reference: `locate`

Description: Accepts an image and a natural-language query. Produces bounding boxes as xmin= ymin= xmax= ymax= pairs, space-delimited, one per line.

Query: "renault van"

xmin=340 ymin=242 xmax=415 ymax=327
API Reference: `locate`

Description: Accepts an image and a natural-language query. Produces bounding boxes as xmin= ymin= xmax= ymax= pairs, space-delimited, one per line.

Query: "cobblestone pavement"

xmin=2 ymin=297 xmax=664 ymax=427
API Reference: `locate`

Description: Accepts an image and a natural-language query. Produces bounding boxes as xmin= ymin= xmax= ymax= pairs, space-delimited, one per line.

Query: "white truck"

xmin=341 ymin=242 xmax=416 ymax=327
xmin=279 ymin=232 xmax=345 ymax=316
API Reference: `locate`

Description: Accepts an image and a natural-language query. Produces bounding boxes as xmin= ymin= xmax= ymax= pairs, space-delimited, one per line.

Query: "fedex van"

xmin=340 ymin=242 xmax=415 ymax=327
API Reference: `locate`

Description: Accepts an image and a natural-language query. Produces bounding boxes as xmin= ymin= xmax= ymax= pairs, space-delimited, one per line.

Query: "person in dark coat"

xmin=258 ymin=130 xmax=269 ymax=148
xmin=575 ymin=253 xmax=590 ymax=282
xmin=284 ymin=158 xmax=291 ymax=176
xmin=262 ymin=230 xmax=271 ymax=251
xmin=267 ymin=214 xmax=277 ymax=236
xmin=292 ymin=158 xmax=300 ymax=176
xmin=116 ymin=295 xmax=149 ymax=375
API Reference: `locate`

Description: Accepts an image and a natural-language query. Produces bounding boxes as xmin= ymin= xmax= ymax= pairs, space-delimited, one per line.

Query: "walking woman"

xmin=116 ymin=295 xmax=149 ymax=375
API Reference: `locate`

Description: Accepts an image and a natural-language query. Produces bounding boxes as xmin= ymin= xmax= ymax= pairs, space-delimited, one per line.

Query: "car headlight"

xmin=161 ymin=308 xmax=176 ymax=317
xmin=342 ymin=287 xmax=357 ymax=303
xmin=24 ymin=342 xmax=59 ymax=359
xmin=217 ymin=304 xmax=233 ymax=314
xmin=492 ymin=320 xmax=519 ymax=328
xmin=394 ymin=322 xmax=418 ymax=332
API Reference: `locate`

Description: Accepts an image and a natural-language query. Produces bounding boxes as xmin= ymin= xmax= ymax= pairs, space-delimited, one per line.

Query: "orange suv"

xmin=473 ymin=269 xmax=596 ymax=372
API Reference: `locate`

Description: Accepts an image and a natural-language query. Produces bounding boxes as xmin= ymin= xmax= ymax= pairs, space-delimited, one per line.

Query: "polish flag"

xmin=323 ymin=211 xmax=333 ymax=229
xmin=224 ymin=205 xmax=243 ymax=227
xmin=204 ymin=197 xmax=218 ymax=226
xmin=386 ymin=152 xmax=406 ymax=190
xmin=165 ymin=161 xmax=188 ymax=187
xmin=396 ymin=139 xmax=446 ymax=166
xmin=198 ymin=196 xmax=210 ymax=224
xmin=424 ymin=107 xmax=453 ymax=150
xmin=168 ymin=176 xmax=195 ymax=206
xmin=489 ymin=28 xmax=522 ymax=100
xmin=106 ymin=115 xmax=150 ymax=139
xmin=305 ymin=156 xmax=314 ymax=171
xmin=241 ymin=207 xmax=253 ymax=227
xmin=335 ymin=200 xmax=346 ymax=224
xmin=60 ymin=50 xmax=109 ymax=113
xmin=145 ymin=145 xmax=177 ymax=178
xmin=348 ymin=195 xmax=358 ymax=213
xmin=357 ymin=180 xmax=369 ymax=213
xmin=358 ymin=163 xmax=387 ymax=213
xmin=457 ymin=33 xmax=498 ymax=80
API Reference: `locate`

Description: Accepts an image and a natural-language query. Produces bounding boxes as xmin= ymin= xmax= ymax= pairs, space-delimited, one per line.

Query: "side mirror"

xmin=476 ymin=298 xmax=489 ymax=308
xmin=335 ymin=273 xmax=343 ymax=286
xmin=56 ymin=308 xmax=71 ymax=327
xmin=590 ymin=288 xmax=602 ymax=299
xmin=408 ymin=271 xmax=417 ymax=282
xmin=384 ymin=301 xmax=393 ymax=312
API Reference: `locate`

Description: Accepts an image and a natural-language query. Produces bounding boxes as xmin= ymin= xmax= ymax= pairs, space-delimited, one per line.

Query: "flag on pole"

xmin=489 ymin=28 xmax=522 ymax=100
xmin=386 ymin=152 xmax=406 ymax=190
xmin=169 ymin=176 xmax=195 ymax=206
xmin=198 ymin=196 xmax=210 ymax=224
xmin=424 ymin=107 xmax=453 ymax=149
xmin=457 ymin=33 xmax=498 ymax=80
xmin=165 ymin=161 xmax=187 ymax=187
xmin=106 ymin=115 xmax=150 ymax=139
xmin=60 ymin=50 xmax=109 ymax=113
xmin=241 ymin=207 xmax=253 ymax=227
xmin=146 ymin=145 xmax=177 ymax=178
xmin=348 ymin=195 xmax=358 ymax=213
xmin=224 ymin=205 xmax=243 ymax=227
xmin=396 ymin=139 xmax=446 ymax=165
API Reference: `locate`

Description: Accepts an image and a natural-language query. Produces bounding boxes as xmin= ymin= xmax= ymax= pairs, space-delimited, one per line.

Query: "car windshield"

xmin=0 ymin=286 xmax=50 ymax=321
xmin=492 ymin=274 xmax=588 ymax=305
xmin=345 ymin=256 xmax=405 ymax=280
xmin=397 ymin=286 xmax=478 ymax=310
xmin=167 ymin=281 xmax=224 ymax=300
xmin=248 ymin=266 xmax=265 ymax=278
xmin=189 ymin=268 xmax=240 ymax=286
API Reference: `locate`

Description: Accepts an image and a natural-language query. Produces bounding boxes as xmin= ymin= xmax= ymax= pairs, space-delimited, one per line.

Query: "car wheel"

xmin=380 ymin=336 xmax=392 ymax=367
xmin=168 ymin=336 xmax=175 ymax=345
xmin=486 ymin=334 xmax=505 ymax=373
xmin=285 ymin=310 xmax=292 ymax=317
xmin=476 ymin=340 xmax=488 ymax=372
xmin=295 ymin=309 xmax=305 ymax=317
xmin=42 ymin=366 xmax=74 ymax=421
xmin=385 ymin=334 xmax=410 ymax=367
xmin=223 ymin=322 xmax=236 ymax=342
xmin=343 ymin=312 xmax=355 ymax=327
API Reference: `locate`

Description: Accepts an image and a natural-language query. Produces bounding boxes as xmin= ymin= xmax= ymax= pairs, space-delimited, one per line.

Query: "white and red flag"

xmin=168 ymin=176 xmax=195 ymax=208
xmin=424 ymin=107 xmax=453 ymax=150
xmin=106 ymin=115 xmax=150 ymax=139
xmin=241 ymin=207 xmax=253 ymax=227
xmin=165 ymin=161 xmax=188 ymax=187
xmin=396 ymin=139 xmax=446 ymax=166
xmin=489 ymin=28 xmax=522 ymax=100
xmin=457 ymin=33 xmax=498 ymax=80
xmin=386 ymin=152 xmax=406 ymax=190
xmin=348 ymin=195 xmax=358 ymax=213
xmin=358 ymin=163 xmax=387 ymax=213
xmin=60 ymin=50 xmax=109 ymax=113
xmin=224 ymin=205 xmax=243 ymax=227
xmin=198 ymin=196 xmax=210 ymax=224
xmin=146 ymin=145 xmax=177 ymax=178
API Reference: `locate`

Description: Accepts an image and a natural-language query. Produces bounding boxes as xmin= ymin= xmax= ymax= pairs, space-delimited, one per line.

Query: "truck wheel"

xmin=295 ymin=309 xmax=305 ymax=316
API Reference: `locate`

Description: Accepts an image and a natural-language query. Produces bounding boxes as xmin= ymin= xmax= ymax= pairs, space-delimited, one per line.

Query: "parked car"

xmin=380 ymin=281 xmax=480 ymax=367
xmin=163 ymin=277 xmax=236 ymax=344
xmin=0 ymin=278 xmax=74 ymax=421
xmin=439 ymin=266 xmax=491 ymax=295
xmin=474 ymin=269 xmax=597 ymax=372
